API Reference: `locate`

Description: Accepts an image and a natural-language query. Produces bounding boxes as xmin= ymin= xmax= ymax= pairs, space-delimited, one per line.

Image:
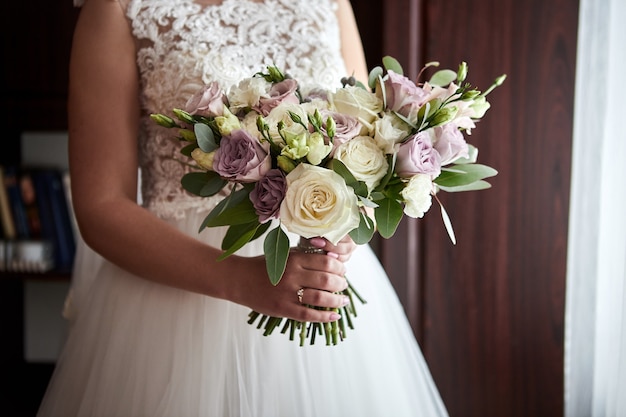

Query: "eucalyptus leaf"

xmin=374 ymin=198 xmax=404 ymax=239
xmin=429 ymin=69 xmax=458 ymax=87
xmin=181 ymin=172 xmax=227 ymax=197
xmin=264 ymin=226 xmax=290 ymax=285
xmin=436 ymin=180 xmax=492 ymax=193
xmin=382 ymin=55 xmax=403 ymax=75
xmin=368 ymin=66 xmax=383 ymax=90
xmin=195 ymin=123 xmax=218 ymax=153
xmin=218 ymin=222 xmax=261 ymax=260
xmin=349 ymin=212 xmax=376 ymax=245
xmin=434 ymin=164 xmax=498 ymax=188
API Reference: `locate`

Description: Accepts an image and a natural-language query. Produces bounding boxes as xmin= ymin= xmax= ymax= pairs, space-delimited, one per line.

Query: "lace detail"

xmin=125 ymin=0 xmax=347 ymax=219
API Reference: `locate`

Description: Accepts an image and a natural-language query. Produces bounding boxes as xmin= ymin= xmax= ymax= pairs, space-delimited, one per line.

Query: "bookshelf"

xmin=0 ymin=1 xmax=80 ymax=414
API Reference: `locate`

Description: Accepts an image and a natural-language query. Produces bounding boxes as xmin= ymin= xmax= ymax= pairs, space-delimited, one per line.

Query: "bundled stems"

xmin=246 ymin=236 xmax=366 ymax=346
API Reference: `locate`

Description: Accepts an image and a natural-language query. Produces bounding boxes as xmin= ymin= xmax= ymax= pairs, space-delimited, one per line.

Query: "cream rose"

xmin=264 ymin=102 xmax=309 ymax=145
xmin=373 ymin=112 xmax=412 ymax=154
xmin=401 ymin=174 xmax=433 ymax=218
xmin=331 ymin=86 xmax=382 ymax=134
xmin=333 ymin=136 xmax=389 ymax=192
xmin=280 ymin=164 xmax=360 ymax=244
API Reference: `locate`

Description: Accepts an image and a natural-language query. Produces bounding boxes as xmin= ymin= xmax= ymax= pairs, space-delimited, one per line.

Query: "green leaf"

xmin=181 ymin=172 xmax=227 ymax=197
xmin=368 ymin=66 xmax=383 ymax=90
xmin=194 ymin=123 xmax=218 ymax=152
xmin=429 ymin=69 xmax=457 ymax=87
xmin=349 ymin=212 xmax=376 ymax=244
xmin=250 ymin=221 xmax=272 ymax=242
xmin=373 ymin=154 xmax=396 ymax=193
xmin=382 ymin=56 xmax=403 ymax=75
xmin=434 ymin=164 xmax=498 ymax=188
xmin=374 ymin=198 xmax=404 ymax=239
xmin=221 ymin=221 xmax=260 ymax=250
xmin=264 ymin=226 xmax=290 ymax=285
xmin=218 ymin=222 xmax=261 ymax=260
xmin=437 ymin=180 xmax=492 ymax=193
xmin=180 ymin=143 xmax=198 ymax=157
xmin=200 ymin=188 xmax=256 ymax=230
xmin=331 ymin=159 xmax=368 ymax=197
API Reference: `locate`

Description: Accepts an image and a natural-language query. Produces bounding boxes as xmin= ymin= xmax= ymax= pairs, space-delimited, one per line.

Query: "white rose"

xmin=280 ymin=164 xmax=360 ymax=244
xmin=334 ymin=136 xmax=389 ymax=192
xmin=331 ymin=86 xmax=382 ymax=134
xmin=264 ymin=102 xmax=309 ymax=144
xmin=228 ymin=77 xmax=270 ymax=111
xmin=373 ymin=112 xmax=412 ymax=154
xmin=401 ymin=174 xmax=433 ymax=218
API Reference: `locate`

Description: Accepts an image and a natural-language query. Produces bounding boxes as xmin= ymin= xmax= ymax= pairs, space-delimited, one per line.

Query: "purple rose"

xmin=384 ymin=70 xmax=430 ymax=119
xmin=213 ymin=129 xmax=271 ymax=182
xmin=430 ymin=124 xmax=469 ymax=166
xmin=249 ymin=169 xmax=287 ymax=223
xmin=396 ymin=132 xmax=441 ymax=178
xmin=254 ymin=79 xmax=300 ymax=116
xmin=320 ymin=110 xmax=362 ymax=155
xmin=185 ymin=82 xmax=228 ymax=117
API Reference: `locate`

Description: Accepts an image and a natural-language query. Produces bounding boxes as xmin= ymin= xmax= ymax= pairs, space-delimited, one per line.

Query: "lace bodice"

xmin=123 ymin=0 xmax=347 ymax=219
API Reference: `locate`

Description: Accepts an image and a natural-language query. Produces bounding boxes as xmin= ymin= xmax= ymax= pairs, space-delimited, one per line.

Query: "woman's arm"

xmin=68 ymin=0 xmax=351 ymax=322
xmin=336 ymin=0 xmax=369 ymax=84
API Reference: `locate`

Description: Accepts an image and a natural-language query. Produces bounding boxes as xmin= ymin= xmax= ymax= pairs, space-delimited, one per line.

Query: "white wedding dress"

xmin=37 ymin=0 xmax=448 ymax=416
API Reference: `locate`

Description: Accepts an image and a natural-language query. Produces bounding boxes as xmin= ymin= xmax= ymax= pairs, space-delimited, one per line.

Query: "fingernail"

xmin=326 ymin=251 xmax=339 ymax=259
xmin=341 ymin=296 xmax=350 ymax=306
xmin=310 ymin=237 xmax=326 ymax=248
xmin=329 ymin=312 xmax=342 ymax=321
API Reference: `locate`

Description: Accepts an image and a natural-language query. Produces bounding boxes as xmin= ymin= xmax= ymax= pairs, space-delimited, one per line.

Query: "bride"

xmin=37 ymin=0 xmax=448 ymax=415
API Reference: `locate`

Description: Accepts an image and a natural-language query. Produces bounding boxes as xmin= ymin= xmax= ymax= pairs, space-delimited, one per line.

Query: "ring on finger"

xmin=297 ymin=287 xmax=305 ymax=304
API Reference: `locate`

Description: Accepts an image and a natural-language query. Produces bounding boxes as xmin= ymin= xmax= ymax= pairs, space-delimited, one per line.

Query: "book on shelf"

xmin=0 ymin=166 xmax=17 ymax=240
xmin=1 ymin=165 xmax=76 ymax=274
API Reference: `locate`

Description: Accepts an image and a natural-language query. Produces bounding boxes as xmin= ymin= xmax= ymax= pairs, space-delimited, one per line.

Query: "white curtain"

xmin=565 ymin=0 xmax=626 ymax=415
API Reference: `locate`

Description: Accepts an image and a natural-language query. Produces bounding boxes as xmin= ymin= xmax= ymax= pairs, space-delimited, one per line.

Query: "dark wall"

xmin=353 ymin=0 xmax=578 ymax=416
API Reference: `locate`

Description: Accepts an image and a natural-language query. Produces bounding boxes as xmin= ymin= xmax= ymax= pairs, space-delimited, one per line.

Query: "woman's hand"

xmin=227 ymin=239 xmax=357 ymax=323
xmin=308 ymin=235 xmax=358 ymax=263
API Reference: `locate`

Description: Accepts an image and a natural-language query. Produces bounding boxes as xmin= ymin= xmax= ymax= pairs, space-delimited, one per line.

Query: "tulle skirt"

xmin=37 ymin=209 xmax=448 ymax=417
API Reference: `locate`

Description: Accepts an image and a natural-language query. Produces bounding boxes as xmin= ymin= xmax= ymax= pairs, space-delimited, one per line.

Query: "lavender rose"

xmin=396 ymin=132 xmax=442 ymax=178
xmin=213 ymin=129 xmax=271 ymax=182
xmin=428 ymin=124 xmax=469 ymax=166
xmin=254 ymin=79 xmax=299 ymax=116
xmin=185 ymin=82 xmax=228 ymax=117
xmin=320 ymin=110 xmax=362 ymax=154
xmin=250 ymin=169 xmax=287 ymax=223
xmin=383 ymin=70 xmax=430 ymax=122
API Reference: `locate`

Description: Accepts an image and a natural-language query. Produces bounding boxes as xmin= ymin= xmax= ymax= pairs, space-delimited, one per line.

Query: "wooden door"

xmin=352 ymin=1 xmax=578 ymax=416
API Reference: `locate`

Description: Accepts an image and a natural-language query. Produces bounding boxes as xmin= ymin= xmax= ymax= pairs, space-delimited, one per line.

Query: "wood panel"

xmin=353 ymin=0 xmax=578 ymax=415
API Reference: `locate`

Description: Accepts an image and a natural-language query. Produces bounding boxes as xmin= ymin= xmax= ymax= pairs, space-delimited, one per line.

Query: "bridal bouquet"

xmin=151 ymin=56 xmax=505 ymax=345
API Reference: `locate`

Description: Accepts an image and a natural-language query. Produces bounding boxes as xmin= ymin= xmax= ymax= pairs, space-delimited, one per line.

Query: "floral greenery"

xmin=151 ymin=57 xmax=505 ymax=345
